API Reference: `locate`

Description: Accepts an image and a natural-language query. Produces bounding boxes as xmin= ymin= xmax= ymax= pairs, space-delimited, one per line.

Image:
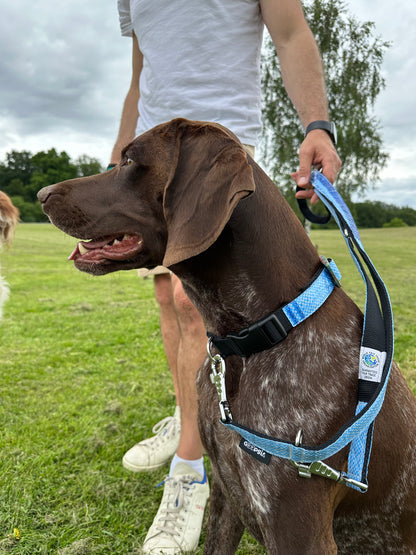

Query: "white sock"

xmin=169 ymin=454 xmax=205 ymax=479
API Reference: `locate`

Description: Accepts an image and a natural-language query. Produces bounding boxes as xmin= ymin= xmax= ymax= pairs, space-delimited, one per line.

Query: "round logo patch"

xmin=362 ymin=352 xmax=380 ymax=368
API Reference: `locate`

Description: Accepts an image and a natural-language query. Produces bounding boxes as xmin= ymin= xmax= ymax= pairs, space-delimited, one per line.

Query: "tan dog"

xmin=38 ymin=119 xmax=416 ymax=553
xmin=0 ymin=191 xmax=19 ymax=318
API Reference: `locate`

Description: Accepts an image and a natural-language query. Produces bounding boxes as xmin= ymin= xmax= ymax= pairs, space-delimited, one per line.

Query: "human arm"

xmin=260 ymin=0 xmax=341 ymax=203
xmin=109 ymin=32 xmax=143 ymax=165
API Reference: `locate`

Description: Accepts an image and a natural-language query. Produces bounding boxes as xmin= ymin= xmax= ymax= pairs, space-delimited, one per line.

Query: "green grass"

xmin=0 ymin=224 xmax=415 ymax=554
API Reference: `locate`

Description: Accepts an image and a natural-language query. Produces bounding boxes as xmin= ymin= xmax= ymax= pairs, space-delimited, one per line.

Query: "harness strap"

xmin=311 ymin=170 xmax=393 ymax=490
xmin=209 ymin=171 xmax=394 ymax=493
xmin=208 ymin=259 xmax=341 ymax=358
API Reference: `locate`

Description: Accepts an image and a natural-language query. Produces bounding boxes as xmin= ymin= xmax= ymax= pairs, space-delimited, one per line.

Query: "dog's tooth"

xmin=113 ymin=239 xmax=120 ymax=245
xmin=123 ymin=234 xmax=131 ymax=240
xmin=78 ymin=243 xmax=88 ymax=255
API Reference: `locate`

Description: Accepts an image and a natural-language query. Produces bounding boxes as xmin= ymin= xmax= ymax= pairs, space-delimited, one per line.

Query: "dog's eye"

xmin=126 ymin=158 xmax=134 ymax=166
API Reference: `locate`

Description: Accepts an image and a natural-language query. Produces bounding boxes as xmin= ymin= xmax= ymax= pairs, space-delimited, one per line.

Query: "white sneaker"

xmin=122 ymin=408 xmax=181 ymax=472
xmin=142 ymin=462 xmax=210 ymax=554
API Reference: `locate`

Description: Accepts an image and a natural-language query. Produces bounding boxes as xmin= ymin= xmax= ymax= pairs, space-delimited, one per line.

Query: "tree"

xmin=76 ymin=155 xmax=103 ymax=177
xmin=26 ymin=149 xmax=79 ymax=202
xmin=354 ymin=201 xmax=416 ymax=228
xmin=261 ymin=0 xmax=390 ymax=201
xmin=0 ymin=150 xmax=33 ymax=196
xmin=10 ymin=195 xmax=47 ymax=223
xmin=383 ymin=217 xmax=408 ymax=228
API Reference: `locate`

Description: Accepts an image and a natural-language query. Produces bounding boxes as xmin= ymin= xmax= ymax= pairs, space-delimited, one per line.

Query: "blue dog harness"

xmin=207 ymin=171 xmax=394 ymax=493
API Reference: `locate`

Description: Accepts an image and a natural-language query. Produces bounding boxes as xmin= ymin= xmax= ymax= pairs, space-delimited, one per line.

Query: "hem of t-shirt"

xmin=135 ymin=123 xmax=258 ymax=150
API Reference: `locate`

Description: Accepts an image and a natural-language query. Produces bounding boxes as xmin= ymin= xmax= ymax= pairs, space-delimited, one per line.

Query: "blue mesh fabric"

xmin=284 ymin=260 xmax=341 ymax=326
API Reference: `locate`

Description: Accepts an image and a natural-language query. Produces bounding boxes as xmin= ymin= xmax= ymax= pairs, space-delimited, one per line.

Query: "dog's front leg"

xmin=203 ymin=471 xmax=244 ymax=554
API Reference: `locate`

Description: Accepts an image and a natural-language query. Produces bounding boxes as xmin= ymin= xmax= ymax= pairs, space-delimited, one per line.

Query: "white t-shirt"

xmin=117 ymin=0 xmax=264 ymax=146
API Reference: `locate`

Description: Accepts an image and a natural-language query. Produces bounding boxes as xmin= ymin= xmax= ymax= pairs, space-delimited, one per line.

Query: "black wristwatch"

xmin=305 ymin=120 xmax=337 ymax=146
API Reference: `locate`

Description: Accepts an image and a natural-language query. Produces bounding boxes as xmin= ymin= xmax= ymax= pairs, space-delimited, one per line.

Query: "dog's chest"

xmin=198 ymin=324 xmax=359 ymax=447
xmin=197 ymin=345 xmax=353 ymax=512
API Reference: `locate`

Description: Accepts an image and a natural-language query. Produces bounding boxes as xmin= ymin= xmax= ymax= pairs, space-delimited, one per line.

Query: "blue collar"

xmin=207 ymin=171 xmax=394 ymax=494
xmin=207 ymin=256 xmax=341 ymax=359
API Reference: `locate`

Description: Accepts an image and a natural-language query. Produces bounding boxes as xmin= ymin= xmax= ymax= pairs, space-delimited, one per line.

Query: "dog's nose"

xmin=37 ymin=184 xmax=56 ymax=204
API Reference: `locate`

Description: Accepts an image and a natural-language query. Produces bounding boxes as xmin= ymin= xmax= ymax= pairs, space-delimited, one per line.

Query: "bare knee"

xmin=154 ymin=273 xmax=173 ymax=309
xmin=172 ymin=277 xmax=204 ymax=331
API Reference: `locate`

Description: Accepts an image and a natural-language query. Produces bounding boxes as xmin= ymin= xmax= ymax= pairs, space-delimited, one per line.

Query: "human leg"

xmin=170 ymin=273 xmax=206 ymax=462
xmin=142 ymin=275 xmax=209 ymax=553
xmin=154 ymin=273 xmax=180 ymax=402
xmin=123 ymin=272 xmax=181 ymax=472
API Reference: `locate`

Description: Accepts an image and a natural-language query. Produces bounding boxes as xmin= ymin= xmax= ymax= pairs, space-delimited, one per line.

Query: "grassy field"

xmin=0 ymin=223 xmax=415 ymax=554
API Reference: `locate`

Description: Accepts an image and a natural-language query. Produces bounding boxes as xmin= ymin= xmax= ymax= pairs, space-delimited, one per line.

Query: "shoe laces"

xmin=152 ymin=415 xmax=178 ymax=438
xmin=154 ymin=475 xmax=196 ymax=539
xmin=138 ymin=416 xmax=179 ymax=452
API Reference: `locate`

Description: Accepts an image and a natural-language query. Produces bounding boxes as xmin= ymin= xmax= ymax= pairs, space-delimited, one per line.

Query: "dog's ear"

xmin=162 ymin=123 xmax=255 ymax=267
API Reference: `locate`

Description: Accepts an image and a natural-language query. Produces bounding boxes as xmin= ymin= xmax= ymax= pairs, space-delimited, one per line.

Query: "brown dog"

xmin=0 ymin=191 xmax=19 ymax=318
xmin=38 ymin=119 xmax=416 ymax=553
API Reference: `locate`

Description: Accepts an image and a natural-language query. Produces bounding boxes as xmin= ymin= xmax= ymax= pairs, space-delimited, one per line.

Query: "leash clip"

xmin=207 ymin=340 xmax=233 ymax=423
xmin=290 ymin=430 xmax=368 ymax=492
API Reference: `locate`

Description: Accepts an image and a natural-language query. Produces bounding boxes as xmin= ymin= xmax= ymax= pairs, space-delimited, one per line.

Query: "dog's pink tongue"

xmin=68 ymin=238 xmax=109 ymax=260
xmin=68 ymin=245 xmax=79 ymax=260
xmin=68 ymin=234 xmax=143 ymax=262
xmin=102 ymin=235 xmax=143 ymax=260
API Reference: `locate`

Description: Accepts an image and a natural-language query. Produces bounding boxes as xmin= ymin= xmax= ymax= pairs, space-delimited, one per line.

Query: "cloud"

xmin=1 ymin=0 xmax=415 ymax=209
xmin=348 ymin=0 xmax=416 ymax=148
xmin=358 ymin=176 xmax=416 ymax=208
xmin=0 ymin=1 xmax=130 ymax=158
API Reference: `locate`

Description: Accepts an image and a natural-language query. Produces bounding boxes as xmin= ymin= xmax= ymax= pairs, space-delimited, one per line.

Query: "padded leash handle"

xmin=296 ymin=184 xmax=331 ymax=224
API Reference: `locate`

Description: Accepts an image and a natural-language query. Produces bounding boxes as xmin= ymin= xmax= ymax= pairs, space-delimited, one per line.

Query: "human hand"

xmin=292 ymin=130 xmax=341 ymax=204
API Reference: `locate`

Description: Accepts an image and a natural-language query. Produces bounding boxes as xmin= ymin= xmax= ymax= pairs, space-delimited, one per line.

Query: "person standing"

xmin=110 ymin=1 xmax=341 ymax=552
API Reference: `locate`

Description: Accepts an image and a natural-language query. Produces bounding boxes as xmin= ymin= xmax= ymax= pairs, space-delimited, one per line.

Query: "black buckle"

xmin=208 ymin=309 xmax=291 ymax=358
xmin=231 ymin=312 xmax=288 ymax=356
xmin=247 ymin=312 xmax=287 ymax=343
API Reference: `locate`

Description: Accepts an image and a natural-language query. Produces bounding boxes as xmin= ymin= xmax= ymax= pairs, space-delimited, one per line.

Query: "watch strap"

xmin=305 ymin=120 xmax=337 ymax=145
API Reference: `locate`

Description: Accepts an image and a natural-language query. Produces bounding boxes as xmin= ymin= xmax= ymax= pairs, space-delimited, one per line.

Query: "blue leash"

xmin=207 ymin=171 xmax=394 ymax=492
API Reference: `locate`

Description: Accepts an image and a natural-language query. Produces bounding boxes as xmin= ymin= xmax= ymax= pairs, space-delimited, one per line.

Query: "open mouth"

xmin=68 ymin=233 xmax=143 ymax=265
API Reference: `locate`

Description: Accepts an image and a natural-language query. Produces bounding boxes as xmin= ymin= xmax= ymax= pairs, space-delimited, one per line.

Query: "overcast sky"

xmin=1 ymin=0 xmax=415 ymax=208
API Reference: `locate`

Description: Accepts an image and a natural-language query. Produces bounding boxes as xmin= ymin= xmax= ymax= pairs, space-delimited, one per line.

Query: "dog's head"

xmin=0 ymin=191 xmax=19 ymax=247
xmin=38 ymin=119 xmax=255 ymax=275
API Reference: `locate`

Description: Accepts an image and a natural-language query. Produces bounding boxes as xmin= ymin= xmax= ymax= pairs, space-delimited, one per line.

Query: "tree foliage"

xmin=261 ymin=0 xmax=390 ymax=199
xmin=0 ymin=148 xmax=414 ymax=226
xmin=0 ymin=149 xmax=103 ymax=222
xmin=354 ymin=201 xmax=416 ymax=229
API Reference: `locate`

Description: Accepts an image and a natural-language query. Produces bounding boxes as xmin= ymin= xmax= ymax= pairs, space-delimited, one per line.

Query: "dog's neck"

xmin=172 ymin=167 xmax=320 ymax=336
